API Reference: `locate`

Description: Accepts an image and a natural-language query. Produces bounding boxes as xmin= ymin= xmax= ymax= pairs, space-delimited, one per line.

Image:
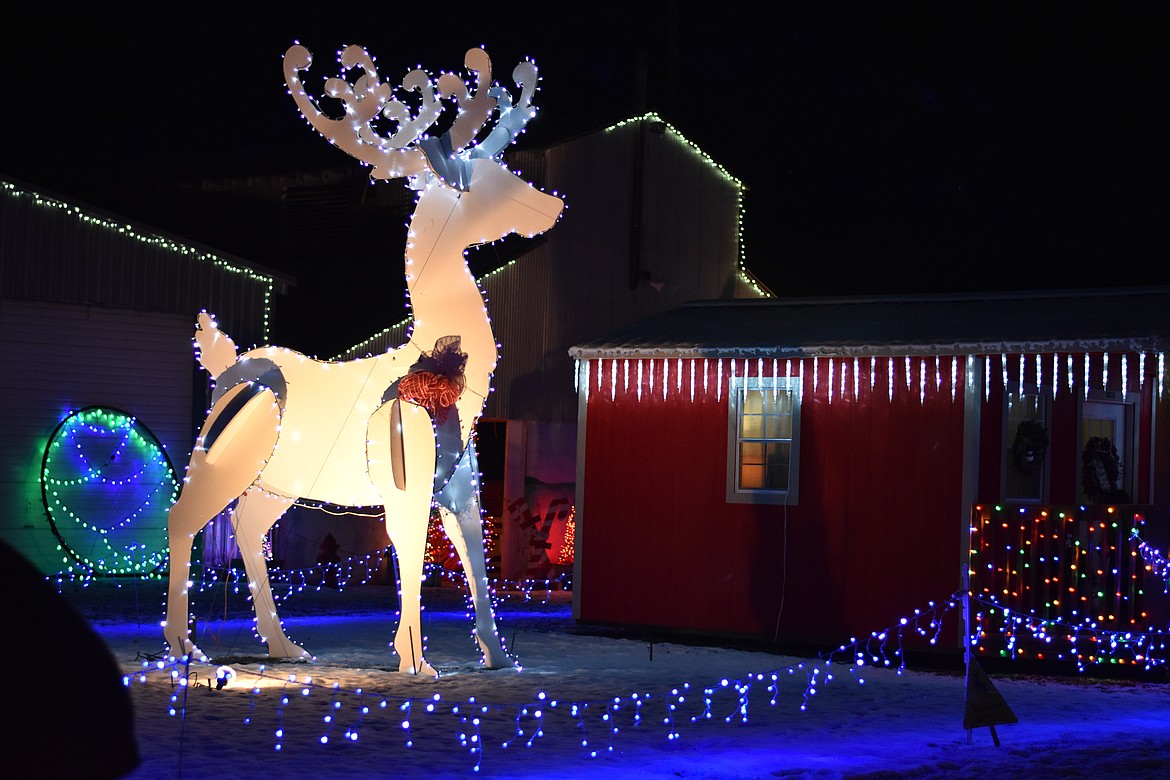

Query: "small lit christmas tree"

xmin=557 ymin=508 xmax=576 ymax=565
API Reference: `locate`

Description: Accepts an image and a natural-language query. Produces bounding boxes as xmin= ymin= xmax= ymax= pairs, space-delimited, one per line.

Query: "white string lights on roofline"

xmin=2 ymin=179 xmax=278 ymax=342
xmin=574 ymin=351 xmax=1168 ymax=405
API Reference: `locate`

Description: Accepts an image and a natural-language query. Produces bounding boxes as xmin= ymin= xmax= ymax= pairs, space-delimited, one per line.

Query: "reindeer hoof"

xmin=265 ymin=639 xmax=313 ymax=662
xmin=399 ymin=658 xmax=440 ymax=678
xmin=477 ymin=635 xmax=515 ymax=670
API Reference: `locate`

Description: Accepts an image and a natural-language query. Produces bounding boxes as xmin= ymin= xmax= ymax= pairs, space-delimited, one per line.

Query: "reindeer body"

xmin=162 ymin=45 xmax=562 ymax=676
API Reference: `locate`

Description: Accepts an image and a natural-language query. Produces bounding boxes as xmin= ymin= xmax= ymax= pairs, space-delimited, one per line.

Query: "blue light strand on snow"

xmin=118 ymin=580 xmax=1170 ymax=774
xmin=126 ymin=594 xmax=968 ymax=770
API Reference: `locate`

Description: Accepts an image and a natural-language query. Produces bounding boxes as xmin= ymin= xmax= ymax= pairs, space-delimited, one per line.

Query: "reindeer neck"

xmin=402 ymin=183 xmax=496 ymax=378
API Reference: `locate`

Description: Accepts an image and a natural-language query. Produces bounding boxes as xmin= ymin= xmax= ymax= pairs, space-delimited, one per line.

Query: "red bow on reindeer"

xmin=397 ymin=336 xmax=467 ymax=424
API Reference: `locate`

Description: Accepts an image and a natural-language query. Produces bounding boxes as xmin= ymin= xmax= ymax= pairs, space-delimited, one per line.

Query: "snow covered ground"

xmin=58 ymin=579 xmax=1170 ymax=779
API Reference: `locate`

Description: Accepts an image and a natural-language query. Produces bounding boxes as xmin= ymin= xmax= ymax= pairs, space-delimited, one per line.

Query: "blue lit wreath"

xmin=40 ymin=406 xmax=178 ymax=575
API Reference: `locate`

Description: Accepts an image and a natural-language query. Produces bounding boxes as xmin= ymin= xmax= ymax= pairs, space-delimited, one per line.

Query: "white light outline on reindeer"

xmin=162 ymin=42 xmax=563 ymax=676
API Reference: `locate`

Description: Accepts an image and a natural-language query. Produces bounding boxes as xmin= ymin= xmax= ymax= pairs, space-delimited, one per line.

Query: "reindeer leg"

xmin=232 ymin=488 xmax=309 ymax=660
xmin=163 ymin=487 xmax=224 ymax=663
xmin=163 ymin=384 xmax=281 ymax=661
xmin=439 ymin=495 xmax=514 ymax=669
xmin=369 ymin=400 xmax=439 ymax=676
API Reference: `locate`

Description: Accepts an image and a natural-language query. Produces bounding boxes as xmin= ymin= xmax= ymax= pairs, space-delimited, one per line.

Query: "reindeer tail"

xmin=194 ymin=311 xmax=238 ymax=378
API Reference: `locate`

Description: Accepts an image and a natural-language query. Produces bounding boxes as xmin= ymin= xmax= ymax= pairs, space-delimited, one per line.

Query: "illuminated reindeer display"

xmin=162 ymin=43 xmax=563 ymax=676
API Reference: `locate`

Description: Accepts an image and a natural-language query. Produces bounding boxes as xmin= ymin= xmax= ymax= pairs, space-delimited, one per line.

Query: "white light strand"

xmin=1140 ymin=352 xmax=1147 ymax=390
xmin=610 ymin=359 xmax=616 ymax=401
xmin=888 ymin=358 xmax=894 ymax=402
xmin=813 ymin=357 xmax=819 ymax=396
xmin=1084 ymin=353 xmax=1090 ymax=400
xmin=1160 ymin=353 xmax=1166 ymax=401
xmin=869 ymin=357 xmax=876 ymax=391
xmin=583 ymin=361 xmax=590 ymax=402
xmin=662 ymin=359 xmax=668 ymax=401
xmin=985 ymin=356 xmax=991 ymax=402
xmin=853 ymin=357 xmax=860 ymax=400
xmin=703 ymin=359 xmax=709 ymax=397
xmin=649 ymin=359 xmax=656 ymax=396
xmin=951 ymin=357 xmax=958 ymax=402
xmin=772 ymin=359 xmax=779 ymax=403
xmin=690 ymin=359 xmax=696 ymax=403
xmin=828 ymin=359 xmax=835 ymax=404
xmin=716 ymin=360 xmax=722 ymax=402
xmin=919 ymin=359 xmax=926 ymax=405
xmin=677 ymin=358 xmax=683 ymax=395
xmin=1103 ymin=352 xmax=1109 ymax=392
xmin=904 ymin=356 xmax=912 ymax=391
xmin=623 ymin=359 xmax=629 ymax=395
xmin=1067 ymin=354 xmax=1074 ymax=395
xmin=935 ymin=356 xmax=941 ymax=392
xmin=1052 ymin=354 xmax=1059 ymax=399
xmin=1122 ymin=354 xmax=1128 ymax=400
xmin=637 ymin=360 xmax=643 ymax=401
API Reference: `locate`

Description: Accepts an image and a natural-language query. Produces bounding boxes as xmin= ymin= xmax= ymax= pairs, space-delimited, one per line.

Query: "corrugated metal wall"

xmin=1 ymin=178 xmax=281 ymax=349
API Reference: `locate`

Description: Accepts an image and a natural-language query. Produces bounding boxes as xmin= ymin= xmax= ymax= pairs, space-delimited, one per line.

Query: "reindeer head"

xmin=283 ymin=43 xmax=562 ymax=239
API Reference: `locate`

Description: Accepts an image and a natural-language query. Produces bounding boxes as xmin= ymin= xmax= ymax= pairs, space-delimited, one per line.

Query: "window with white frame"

xmin=727 ymin=375 xmax=801 ymax=504
xmin=1080 ymin=391 xmax=1136 ymax=504
xmin=1003 ymin=384 xmax=1050 ymax=502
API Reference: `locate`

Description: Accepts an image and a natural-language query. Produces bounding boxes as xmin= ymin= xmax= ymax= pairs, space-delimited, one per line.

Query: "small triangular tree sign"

xmin=963 ymin=657 xmax=1019 ymax=746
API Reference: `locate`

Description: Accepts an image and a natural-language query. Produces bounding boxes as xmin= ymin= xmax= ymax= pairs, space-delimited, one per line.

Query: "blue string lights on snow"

xmin=124 ymin=595 xmax=962 ymax=772
xmin=112 ymin=510 xmax=1170 ymax=772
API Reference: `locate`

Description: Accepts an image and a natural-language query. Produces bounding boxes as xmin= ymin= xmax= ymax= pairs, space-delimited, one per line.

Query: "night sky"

xmin=2 ymin=5 xmax=1166 ymax=352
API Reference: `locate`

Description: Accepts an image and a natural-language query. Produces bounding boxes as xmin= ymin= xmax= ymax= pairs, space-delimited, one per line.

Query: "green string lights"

xmin=41 ymin=407 xmax=178 ymax=576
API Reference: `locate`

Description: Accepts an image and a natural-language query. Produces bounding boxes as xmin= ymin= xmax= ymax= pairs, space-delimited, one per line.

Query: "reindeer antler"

xmin=284 ymin=43 xmax=543 ymax=187
xmin=284 ymin=43 xmax=432 ymax=180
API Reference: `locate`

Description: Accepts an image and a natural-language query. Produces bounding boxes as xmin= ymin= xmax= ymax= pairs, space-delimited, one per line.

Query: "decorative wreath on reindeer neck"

xmin=1010 ymin=419 xmax=1049 ymax=475
xmin=397 ymin=336 xmax=468 ymax=424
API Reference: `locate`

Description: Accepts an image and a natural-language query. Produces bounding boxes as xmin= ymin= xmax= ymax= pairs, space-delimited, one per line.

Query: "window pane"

xmin=740 ymin=413 xmax=764 ymax=438
xmin=765 ymin=442 xmax=791 ymax=490
xmin=740 ymin=442 xmax=764 ymax=465
xmin=739 ymin=464 xmax=765 ymax=489
xmin=764 ymin=413 xmax=791 ymax=439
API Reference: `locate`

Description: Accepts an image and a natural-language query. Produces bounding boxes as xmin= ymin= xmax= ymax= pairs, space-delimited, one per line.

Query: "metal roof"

xmin=568 ymin=287 xmax=1170 ymax=359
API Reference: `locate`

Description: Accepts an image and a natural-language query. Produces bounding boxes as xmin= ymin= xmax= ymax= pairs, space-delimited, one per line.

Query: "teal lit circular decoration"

xmin=41 ymin=407 xmax=178 ymax=575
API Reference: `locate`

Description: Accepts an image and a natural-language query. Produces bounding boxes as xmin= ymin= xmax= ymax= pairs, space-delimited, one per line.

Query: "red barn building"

xmin=568 ymin=288 xmax=1170 ymax=659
